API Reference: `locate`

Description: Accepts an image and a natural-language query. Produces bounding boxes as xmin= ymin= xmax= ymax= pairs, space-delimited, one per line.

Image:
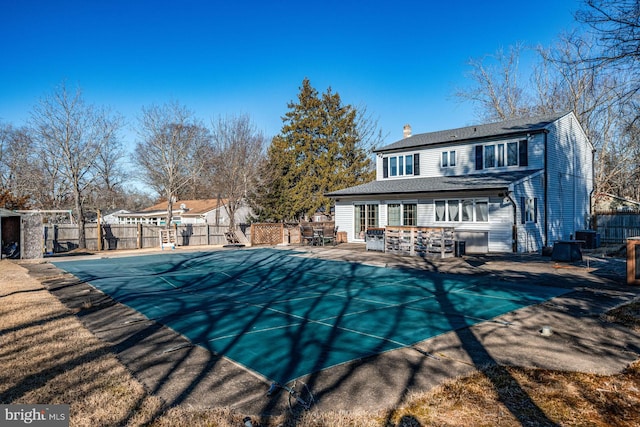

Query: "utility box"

xmin=627 ymin=237 xmax=640 ymax=285
xmin=576 ymin=230 xmax=599 ymax=249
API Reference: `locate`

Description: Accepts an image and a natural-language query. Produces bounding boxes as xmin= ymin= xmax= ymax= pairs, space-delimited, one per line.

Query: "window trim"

xmin=475 ymin=139 xmax=529 ymax=170
xmin=521 ymin=197 xmax=537 ymax=224
xmin=383 ymin=153 xmax=420 ymax=177
xmin=354 ymin=202 xmax=380 ymax=239
xmin=387 ymin=201 xmax=417 ymax=226
xmin=435 ymin=198 xmax=490 ymax=223
xmin=441 ymin=150 xmax=456 ymax=168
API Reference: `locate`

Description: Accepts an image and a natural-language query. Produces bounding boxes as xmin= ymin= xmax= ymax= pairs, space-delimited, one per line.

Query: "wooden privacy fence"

xmin=594 ymin=210 xmax=640 ymax=245
xmin=44 ymin=223 xmax=234 ymax=253
xmin=250 ymin=222 xmax=335 ymax=246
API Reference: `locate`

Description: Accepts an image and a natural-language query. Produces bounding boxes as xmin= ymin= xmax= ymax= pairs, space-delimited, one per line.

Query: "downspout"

xmin=506 ymin=187 xmax=518 ymax=253
xmin=544 ymin=131 xmax=549 ymax=247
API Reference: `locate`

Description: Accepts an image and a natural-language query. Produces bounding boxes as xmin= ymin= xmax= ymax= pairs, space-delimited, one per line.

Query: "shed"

xmin=0 ymin=208 xmax=21 ymax=259
xmin=0 ymin=209 xmax=44 ymax=260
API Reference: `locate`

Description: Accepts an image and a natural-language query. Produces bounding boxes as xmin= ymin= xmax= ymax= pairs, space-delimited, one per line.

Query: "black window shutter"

xmin=519 ymin=140 xmax=528 ymax=166
xmin=383 ymin=157 xmax=388 ymax=178
xmin=413 ymin=153 xmax=420 ymax=176
xmin=520 ymin=197 xmax=526 ymax=224
xmin=534 ymin=197 xmax=538 ymax=223
xmin=475 ymin=146 xmax=483 ymax=170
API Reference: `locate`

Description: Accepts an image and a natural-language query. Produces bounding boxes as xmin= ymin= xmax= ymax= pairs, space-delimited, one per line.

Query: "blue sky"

xmin=1 ymin=0 xmax=581 ymax=149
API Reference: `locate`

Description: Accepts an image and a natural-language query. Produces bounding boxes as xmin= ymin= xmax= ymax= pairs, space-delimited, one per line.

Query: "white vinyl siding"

xmin=334 ymin=201 xmax=354 ymax=242
xmin=544 ymin=114 xmax=593 ymax=242
xmin=513 ymin=173 xmax=545 ymax=252
xmin=376 ymin=135 xmax=544 ymax=180
xmin=345 ymin=112 xmax=592 ymax=252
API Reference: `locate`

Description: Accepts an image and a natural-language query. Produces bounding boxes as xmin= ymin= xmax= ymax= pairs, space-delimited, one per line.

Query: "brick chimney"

xmin=403 ymin=124 xmax=412 ymax=138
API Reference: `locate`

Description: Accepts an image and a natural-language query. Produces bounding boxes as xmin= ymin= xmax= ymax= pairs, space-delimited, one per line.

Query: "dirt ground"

xmin=12 ymin=244 xmax=640 ymax=418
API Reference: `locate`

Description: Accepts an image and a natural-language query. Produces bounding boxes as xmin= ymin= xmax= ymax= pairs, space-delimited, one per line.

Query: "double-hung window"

xmin=390 ymin=157 xmax=397 ymax=176
xmin=484 ymin=145 xmax=495 ymax=168
xmin=367 ymin=204 xmax=379 ymax=228
xmin=403 ymin=203 xmax=417 ymax=226
xmin=507 ymin=142 xmax=518 ymax=166
xmin=497 ymin=143 xmax=505 ymax=167
xmin=388 ymin=204 xmax=401 ymax=226
xmin=476 ymin=139 xmax=528 ymax=170
xmin=387 ymin=202 xmax=417 ymax=226
xmin=521 ymin=197 xmax=537 ymax=223
xmin=435 ymin=199 xmax=489 ymax=223
xmin=442 ymin=150 xmax=456 ymax=168
xmin=383 ymin=154 xmax=420 ymax=177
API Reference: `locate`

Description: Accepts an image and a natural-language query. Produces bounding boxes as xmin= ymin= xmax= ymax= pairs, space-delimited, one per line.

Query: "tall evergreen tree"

xmin=253 ymin=78 xmax=375 ymax=221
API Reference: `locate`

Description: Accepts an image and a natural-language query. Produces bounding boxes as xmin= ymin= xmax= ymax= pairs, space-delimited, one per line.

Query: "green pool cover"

xmin=52 ymin=248 xmax=570 ymax=383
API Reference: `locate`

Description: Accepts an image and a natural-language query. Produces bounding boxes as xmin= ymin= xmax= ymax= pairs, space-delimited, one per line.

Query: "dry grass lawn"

xmin=1 ymin=260 xmax=639 ymax=426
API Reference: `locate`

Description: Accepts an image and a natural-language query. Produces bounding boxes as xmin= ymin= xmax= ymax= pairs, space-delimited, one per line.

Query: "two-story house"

xmin=327 ymin=112 xmax=594 ymax=253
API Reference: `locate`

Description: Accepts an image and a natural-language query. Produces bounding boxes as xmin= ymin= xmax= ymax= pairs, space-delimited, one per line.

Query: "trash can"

xmin=455 ymin=240 xmax=466 ymax=257
xmin=627 ymin=237 xmax=640 ymax=285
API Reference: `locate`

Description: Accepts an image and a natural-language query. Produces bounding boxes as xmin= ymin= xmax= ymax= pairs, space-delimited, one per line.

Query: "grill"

xmin=366 ymin=228 xmax=385 ymax=251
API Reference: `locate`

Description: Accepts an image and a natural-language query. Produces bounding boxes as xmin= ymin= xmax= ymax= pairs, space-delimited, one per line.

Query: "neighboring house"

xmin=100 ymin=209 xmax=130 ymax=224
xmin=116 ymin=198 xmax=252 ymax=227
xmin=327 ymin=112 xmax=594 ymax=253
xmin=593 ymin=192 xmax=640 ymax=212
xmin=311 ymin=206 xmax=334 ymax=222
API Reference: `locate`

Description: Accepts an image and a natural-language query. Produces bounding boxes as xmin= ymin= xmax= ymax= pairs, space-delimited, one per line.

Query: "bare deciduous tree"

xmin=135 ymin=102 xmax=211 ymax=227
xmin=455 ymin=43 xmax=532 ymax=122
xmin=576 ymin=1 xmax=640 ymax=73
xmin=0 ymin=124 xmax=38 ymax=200
xmin=206 ymin=114 xmax=265 ymax=230
xmin=574 ymin=0 xmax=640 ymax=125
xmin=535 ymin=32 xmax=640 ymax=202
xmin=30 ymin=82 xmax=123 ymax=248
xmin=89 ymin=119 xmax=128 ymax=210
xmin=455 ymin=31 xmax=640 ymax=203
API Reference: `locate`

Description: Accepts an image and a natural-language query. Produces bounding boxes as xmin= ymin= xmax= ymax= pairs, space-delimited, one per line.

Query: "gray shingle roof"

xmin=376 ymin=112 xmax=570 ymax=153
xmin=326 ymin=170 xmax=541 ymax=197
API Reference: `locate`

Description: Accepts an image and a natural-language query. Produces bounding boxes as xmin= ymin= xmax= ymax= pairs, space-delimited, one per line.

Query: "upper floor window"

xmin=442 ymin=151 xmax=456 ymax=168
xmin=383 ymin=154 xmax=420 ymax=178
xmin=476 ymin=139 xmax=528 ymax=171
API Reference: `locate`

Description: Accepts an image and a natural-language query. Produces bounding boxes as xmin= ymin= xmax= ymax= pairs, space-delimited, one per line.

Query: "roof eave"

xmin=327 ymin=185 xmax=512 ymax=198
xmin=374 ymin=128 xmax=549 ymax=154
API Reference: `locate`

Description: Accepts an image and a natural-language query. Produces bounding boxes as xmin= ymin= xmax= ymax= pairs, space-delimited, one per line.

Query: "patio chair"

xmin=300 ymin=225 xmax=316 ymax=246
xmin=321 ymin=225 xmax=337 ymax=246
